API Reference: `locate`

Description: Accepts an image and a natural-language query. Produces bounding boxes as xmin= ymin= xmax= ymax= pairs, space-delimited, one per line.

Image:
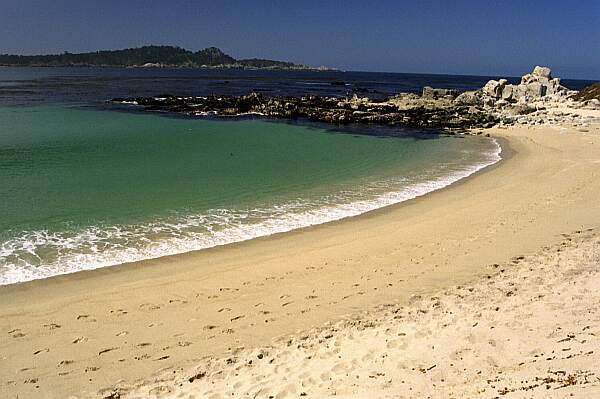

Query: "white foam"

xmin=0 ymin=139 xmax=501 ymax=285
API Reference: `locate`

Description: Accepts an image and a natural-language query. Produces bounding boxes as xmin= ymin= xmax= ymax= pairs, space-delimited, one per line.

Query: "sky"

xmin=0 ymin=0 xmax=598 ymax=79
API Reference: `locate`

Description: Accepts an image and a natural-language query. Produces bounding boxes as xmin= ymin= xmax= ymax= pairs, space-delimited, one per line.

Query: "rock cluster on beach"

xmin=110 ymin=66 xmax=599 ymax=132
xmin=458 ymin=66 xmax=570 ymax=106
xmin=451 ymin=66 xmax=600 ymax=128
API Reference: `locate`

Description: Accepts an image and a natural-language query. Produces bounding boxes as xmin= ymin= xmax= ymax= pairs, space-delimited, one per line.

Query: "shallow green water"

xmin=0 ymin=105 xmax=500 ymax=284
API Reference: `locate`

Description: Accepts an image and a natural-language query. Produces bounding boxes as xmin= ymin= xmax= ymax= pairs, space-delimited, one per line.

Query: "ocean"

xmin=0 ymin=67 xmax=591 ymax=285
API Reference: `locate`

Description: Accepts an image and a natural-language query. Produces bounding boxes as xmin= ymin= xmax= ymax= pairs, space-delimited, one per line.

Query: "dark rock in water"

xmin=108 ymin=92 xmax=500 ymax=131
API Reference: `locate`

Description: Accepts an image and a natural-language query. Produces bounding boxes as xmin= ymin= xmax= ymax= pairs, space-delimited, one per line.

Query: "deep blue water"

xmin=0 ymin=67 xmax=594 ymax=106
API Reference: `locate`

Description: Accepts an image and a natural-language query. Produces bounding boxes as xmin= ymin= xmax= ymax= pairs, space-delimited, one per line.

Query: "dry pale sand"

xmin=129 ymin=228 xmax=600 ymax=399
xmin=1 ymin=121 xmax=600 ymax=399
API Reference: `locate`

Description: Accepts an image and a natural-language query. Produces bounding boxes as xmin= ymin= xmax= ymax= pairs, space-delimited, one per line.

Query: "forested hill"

xmin=0 ymin=45 xmax=323 ymax=70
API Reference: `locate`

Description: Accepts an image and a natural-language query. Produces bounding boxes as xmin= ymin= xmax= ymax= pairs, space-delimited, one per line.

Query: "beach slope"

xmin=1 ymin=123 xmax=600 ymax=398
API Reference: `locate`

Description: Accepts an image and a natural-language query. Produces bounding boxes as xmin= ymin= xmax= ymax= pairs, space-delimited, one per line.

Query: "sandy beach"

xmin=2 ymin=121 xmax=600 ymax=399
xmin=131 ymin=225 xmax=600 ymax=399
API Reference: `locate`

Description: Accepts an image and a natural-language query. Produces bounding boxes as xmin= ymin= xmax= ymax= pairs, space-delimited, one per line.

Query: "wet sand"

xmin=1 ymin=123 xmax=600 ymax=398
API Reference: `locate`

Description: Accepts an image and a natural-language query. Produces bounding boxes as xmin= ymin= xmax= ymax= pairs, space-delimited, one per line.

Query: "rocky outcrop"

xmin=109 ymin=66 xmax=598 ymax=133
xmin=456 ymin=66 xmax=571 ymax=107
xmin=110 ymin=92 xmax=498 ymax=131
xmin=572 ymin=83 xmax=600 ymax=103
xmin=422 ymin=86 xmax=458 ymax=100
xmin=454 ymin=90 xmax=485 ymax=106
xmin=440 ymin=66 xmax=600 ymax=127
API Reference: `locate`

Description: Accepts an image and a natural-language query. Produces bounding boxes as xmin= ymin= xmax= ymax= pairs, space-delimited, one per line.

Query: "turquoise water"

xmin=0 ymin=105 xmax=500 ymax=284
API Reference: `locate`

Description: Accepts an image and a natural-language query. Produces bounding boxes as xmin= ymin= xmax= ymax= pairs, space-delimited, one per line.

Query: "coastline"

xmin=0 ymin=131 xmax=502 ymax=286
xmin=2 ymin=123 xmax=600 ymax=398
xmin=0 ymin=134 xmax=505 ymax=291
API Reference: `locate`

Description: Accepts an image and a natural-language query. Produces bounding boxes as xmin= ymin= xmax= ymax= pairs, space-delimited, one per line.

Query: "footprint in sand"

xmin=168 ymin=298 xmax=188 ymax=304
xmin=149 ymin=386 xmax=172 ymax=395
xmin=33 ymin=348 xmax=49 ymax=355
xmin=43 ymin=323 xmax=61 ymax=330
xmin=109 ymin=309 xmax=128 ymax=316
xmin=115 ymin=331 xmax=128 ymax=337
xmin=98 ymin=347 xmax=118 ymax=356
xmin=9 ymin=329 xmax=26 ymax=338
xmin=76 ymin=314 xmax=96 ymax=322
xmin=72 ymin=336 xmax=88 ymax=344
xmin=57 ymin=360 xmax=74 ymax=367
xmin=139 ymin=303 xmax=161 ymax=311
xmin=217 ymin=307 xmax=231 ymax=313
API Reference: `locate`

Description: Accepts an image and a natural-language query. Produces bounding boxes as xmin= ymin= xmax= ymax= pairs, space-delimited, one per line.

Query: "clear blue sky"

xmin=1 ymin=0 xmax=599 ymax=79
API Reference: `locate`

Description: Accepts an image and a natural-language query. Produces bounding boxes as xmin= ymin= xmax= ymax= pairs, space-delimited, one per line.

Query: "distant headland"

xmin=0 ymin=45 xmax=334 ymax=71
